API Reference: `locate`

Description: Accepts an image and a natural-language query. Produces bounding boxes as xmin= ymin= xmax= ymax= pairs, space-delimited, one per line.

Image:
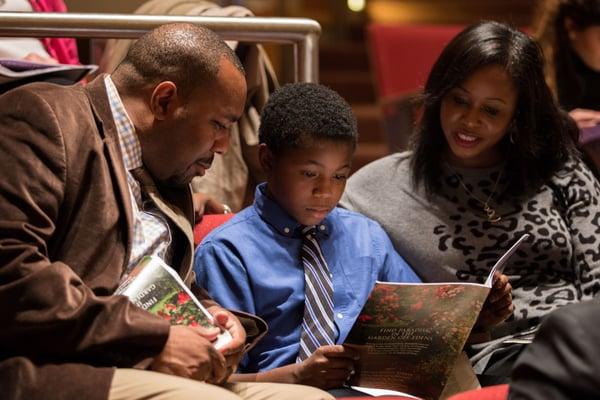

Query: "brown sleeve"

xmin=230 ymin=309 xmax=268 ymax=353
xmin=0 ymin=87 xmax=169 ymax=367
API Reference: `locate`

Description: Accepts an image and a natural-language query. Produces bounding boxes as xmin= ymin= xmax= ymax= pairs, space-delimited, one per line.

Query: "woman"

xmin=341 ymin=21 xmax=600 ymax=384
xmin=534 ymin=0 xmax=600 ymax=129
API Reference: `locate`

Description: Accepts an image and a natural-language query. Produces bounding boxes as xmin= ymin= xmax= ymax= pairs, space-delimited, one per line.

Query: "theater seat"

xmin=337 ymin=385 xmax=508 ymax=400
xmin=337 ymin=396 xmax=416 ymax=400
xmin=193 ymin=213 xmax=235 ymax=246
xmin=447 ymin=384 xmax=509 ymax=400
xmin=367 ymin=23 xmax=463 ymax=150
xmin=367 ymin=24 xmax=463 ymax=100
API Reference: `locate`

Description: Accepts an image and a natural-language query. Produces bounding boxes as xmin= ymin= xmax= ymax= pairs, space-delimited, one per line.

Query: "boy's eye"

xmin=302 ymin=171 xmax=317 ymax=178
xmin=212 ymin=121 xmax=226 ymax=130
xmin=333 ymin=174 xmax=348 ymax=181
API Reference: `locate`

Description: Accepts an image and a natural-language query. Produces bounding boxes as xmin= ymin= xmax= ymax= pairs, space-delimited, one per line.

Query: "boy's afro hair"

xmin=259 ymin=82 xmax=357 ymax=154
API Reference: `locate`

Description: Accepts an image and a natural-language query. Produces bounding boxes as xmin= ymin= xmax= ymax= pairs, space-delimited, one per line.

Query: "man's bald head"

xmin=112 ymin=23 xmax=244 ymax=98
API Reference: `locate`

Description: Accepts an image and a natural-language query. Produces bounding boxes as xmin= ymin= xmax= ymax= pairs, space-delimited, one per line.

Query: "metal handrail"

xmin=0 ymin=12 xmax=321 ymax=82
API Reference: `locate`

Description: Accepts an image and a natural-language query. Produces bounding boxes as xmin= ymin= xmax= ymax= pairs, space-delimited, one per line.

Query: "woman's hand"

xmin=473 ymin=272 xmax=514 ymax=336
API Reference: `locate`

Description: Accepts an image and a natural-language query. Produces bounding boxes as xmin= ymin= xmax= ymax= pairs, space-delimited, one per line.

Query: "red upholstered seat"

xmin=366 ymin=24 xmax=463 ymax=150
xmin=336 ymin=384 xmax=509 ymax=400
xmin=337 ymin=397 xmax=416 ymax=400
xmin=367 ymin=24 xmax=463 ymax=100
xmin=193 ymin=213 xmax=235 ymax=246
xmin=447 ymin=384 xmax=509 ymax=400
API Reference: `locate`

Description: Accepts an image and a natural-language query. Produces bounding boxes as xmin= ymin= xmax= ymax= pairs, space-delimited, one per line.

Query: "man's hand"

xmin=292 ymin=345 xmax=359 ymax=389
xmin=192 ymin=192 xmax=228 ymax=222
xmin=474 ymin=272 xmax=514 ymax=334
xmin=150 ymin=325 xmax=228 ymax=383
xmin=207 ymin=306 xmax=247 ymax=382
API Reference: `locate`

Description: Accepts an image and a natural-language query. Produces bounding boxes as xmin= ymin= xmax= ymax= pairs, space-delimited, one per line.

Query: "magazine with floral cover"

xmin=344 ymin=234 xmax=529 ymax=400
xmin=115 ymin=255 xmax=232 ymax=349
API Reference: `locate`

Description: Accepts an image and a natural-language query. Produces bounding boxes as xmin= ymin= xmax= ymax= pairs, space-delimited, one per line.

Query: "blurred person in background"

xmin=534 ymin=0 xmax=600 ymax=130
xmin=0 ymin=0 xmax=79 ymax=64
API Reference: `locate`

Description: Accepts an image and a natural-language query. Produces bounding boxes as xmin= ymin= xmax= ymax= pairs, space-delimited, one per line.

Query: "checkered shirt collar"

xmin=104 ymin=75 xmax=143 ymax=171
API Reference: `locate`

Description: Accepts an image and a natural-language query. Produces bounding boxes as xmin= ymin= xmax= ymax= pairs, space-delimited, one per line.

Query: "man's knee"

xmin=155 ymin=383 xmax=241 ymax=400
xmin=226 ymin=381 xmax=334 ymax=400
xmin=275 ymin=384 xmax=335 ymax=400
xmin=110 ymin=369 xmax=241 ymax=400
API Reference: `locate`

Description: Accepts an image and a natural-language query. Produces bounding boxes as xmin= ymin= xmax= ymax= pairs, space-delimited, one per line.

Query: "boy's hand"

xmin=293 ymin=345 xmax=359 ymax=389
xmin=473 ymin=272 xmax=514 ymax=336
xmin=207 ymin=305 xmax=247 ymax=382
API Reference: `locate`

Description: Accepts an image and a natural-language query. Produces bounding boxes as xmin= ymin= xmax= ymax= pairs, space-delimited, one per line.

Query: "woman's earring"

xmin=508 ymin=121 xmax=517 ymax=144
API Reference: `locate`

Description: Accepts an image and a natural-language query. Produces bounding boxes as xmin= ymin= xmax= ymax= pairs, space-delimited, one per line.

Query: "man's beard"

xmin=158 ymin=174 xmax=191 ymax=188
xmin=157 ymin=156 xmax=214 ymax=188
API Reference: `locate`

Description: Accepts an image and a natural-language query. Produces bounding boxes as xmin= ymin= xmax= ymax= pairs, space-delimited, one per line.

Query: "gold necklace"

xmin=449 ymin=167 xmax=503 ymax=223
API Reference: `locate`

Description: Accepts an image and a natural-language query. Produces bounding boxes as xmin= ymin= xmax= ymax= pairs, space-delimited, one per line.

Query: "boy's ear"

xmin=149 ymin=81 xmax=179 ymax=120
xmin=258 ymin=143 xmax=274 ymax=173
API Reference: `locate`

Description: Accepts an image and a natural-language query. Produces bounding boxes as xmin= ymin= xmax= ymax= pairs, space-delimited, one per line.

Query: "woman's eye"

xmin=453 ymin=95 xmax=469 ymax=106
xmin=302 ymin=171 xmax=317 ymax=178
xmin=482 ymin=106 xmax=499 ymax=116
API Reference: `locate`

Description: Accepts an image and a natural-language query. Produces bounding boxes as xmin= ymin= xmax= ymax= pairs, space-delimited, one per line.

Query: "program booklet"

xmin=0 ymin=58 xmax=97 ymax=93
xmin=115 ymin=255 xmax=232 ymax=349
xmin=344 ymin=234 xmax=529 ymax=400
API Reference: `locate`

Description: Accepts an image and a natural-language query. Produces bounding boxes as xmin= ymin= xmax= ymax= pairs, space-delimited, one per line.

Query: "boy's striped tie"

xmin=296 ymin=225 xmax=337 ymax=361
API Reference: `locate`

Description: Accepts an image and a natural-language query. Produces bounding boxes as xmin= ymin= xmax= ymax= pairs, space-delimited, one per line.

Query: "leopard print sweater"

xmin=341 ymin=151 xmax=600 ymax=341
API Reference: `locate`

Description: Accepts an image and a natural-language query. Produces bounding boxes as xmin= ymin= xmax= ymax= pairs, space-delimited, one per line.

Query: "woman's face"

xmin=568 ymin=23 xmax=600 ymax=72
xmin=440 ymin=64 xmax=518 ymax=168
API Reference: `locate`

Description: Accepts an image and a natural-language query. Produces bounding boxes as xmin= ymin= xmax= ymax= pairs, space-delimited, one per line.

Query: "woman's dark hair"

xmin=411 ymin=21 xmax=578 ymax=196
xmin=259 ymin=82 xmax=357 ymax=155
xmin=554 ymin=0 xmax=600 ymax=108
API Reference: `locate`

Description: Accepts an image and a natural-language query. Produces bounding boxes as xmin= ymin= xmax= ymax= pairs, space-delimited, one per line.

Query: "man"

xmin=510 ymin=298 xmax=600 ymax=399
xmin=0 ymin=23 xmax=331 ymax=400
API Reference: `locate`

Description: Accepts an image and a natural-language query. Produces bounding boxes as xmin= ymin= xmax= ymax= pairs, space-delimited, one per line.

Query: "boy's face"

xmin=260 ymin=138 xmax=354 ymax=226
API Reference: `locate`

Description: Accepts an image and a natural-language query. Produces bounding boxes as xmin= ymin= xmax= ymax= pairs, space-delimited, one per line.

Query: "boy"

xmin=194 ymin=82 xmax=421 ymax=390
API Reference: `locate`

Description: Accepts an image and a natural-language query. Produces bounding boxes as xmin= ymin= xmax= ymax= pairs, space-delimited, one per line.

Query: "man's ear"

xmin=150 ymin=81 xmax=178 ymax=120
xmin=258 ymin=143 xmax=274 ymax=174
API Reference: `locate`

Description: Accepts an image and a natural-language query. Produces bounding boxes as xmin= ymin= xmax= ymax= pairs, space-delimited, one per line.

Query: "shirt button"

xmin=337 ymin=313 xmax=343 ymax=319
xmin=283 ymin=227 xmax=290 ymax=234
xmin=329 ymin=273 xmax=333 ymax=278
xmin=319 ymin=225 xmax=326 ymax=231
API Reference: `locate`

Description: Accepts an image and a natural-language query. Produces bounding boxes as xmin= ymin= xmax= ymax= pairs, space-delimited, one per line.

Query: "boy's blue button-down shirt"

xmin=194 ymin=183 xmax=421 ymax=372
